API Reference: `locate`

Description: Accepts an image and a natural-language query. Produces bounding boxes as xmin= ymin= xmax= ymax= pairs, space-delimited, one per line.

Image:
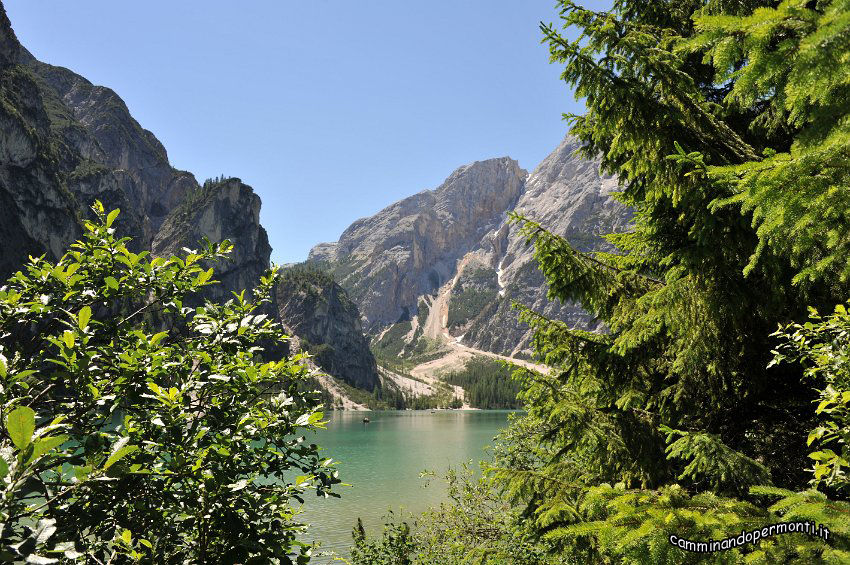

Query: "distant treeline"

xmin=444 ymin=357 xmax=520 ymax=409
xmin=201 ymin=174 xmax=236 ymax=187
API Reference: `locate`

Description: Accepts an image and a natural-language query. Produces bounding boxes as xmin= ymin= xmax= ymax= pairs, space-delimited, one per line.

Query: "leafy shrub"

xmin=0 ymin=203 xmax=339 ymax=563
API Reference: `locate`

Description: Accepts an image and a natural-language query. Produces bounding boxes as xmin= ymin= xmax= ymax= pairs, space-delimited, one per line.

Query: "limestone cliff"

xmin=460 ymin=135 xmax=632 ymax=355
xmin=152 ymin=178 xmax=271 ymax=304
xmin=0 ymin=6 xmax=81 ymax=279
xmin=276 ymin=268 xmax=379 ymax=392
xmin=309 ymin=157 xmax=527 ymax=328
xmin=0 ymin=2 xmax=193 ymax=277
xmin=0 ymin=2 xmax=380 ymax=393
xmin=310 ymin=135 xmax=632 ymax=359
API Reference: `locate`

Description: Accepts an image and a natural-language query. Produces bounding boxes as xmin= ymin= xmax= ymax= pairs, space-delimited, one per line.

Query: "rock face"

xmin=0 ymin=8 xmax=81 ymax=279
xmin=309 ymin=157 xmax=527 ymax=328
xmin=152 ymin=178 xmax=272 ymax=304
xmin=276 ymin=269 xmax=379 ymax=391
xmin=0 ymin=5 xmax=256 ymax=287
xmin=0 ymin=1 xmax=195 ymax=278
xmin=311 ymin=135 xmax=632 ymax=357
xmin=0 ymin=2 xmax=380 ymax=391
xmin=460 ymin=135 xmax=632 ymax=355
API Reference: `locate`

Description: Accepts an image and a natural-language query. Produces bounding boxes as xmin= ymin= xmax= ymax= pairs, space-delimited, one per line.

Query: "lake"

xmin=295 ymin=410 xmax=515 ymax=558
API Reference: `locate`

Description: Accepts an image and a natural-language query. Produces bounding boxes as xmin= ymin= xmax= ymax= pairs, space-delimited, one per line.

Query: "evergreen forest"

xmin=444 ymin=358 xmax=521 ymax=410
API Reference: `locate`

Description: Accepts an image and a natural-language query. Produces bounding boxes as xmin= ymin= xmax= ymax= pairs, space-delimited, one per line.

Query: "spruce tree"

xmin=490 ymin=0 xmax=850 ymax=561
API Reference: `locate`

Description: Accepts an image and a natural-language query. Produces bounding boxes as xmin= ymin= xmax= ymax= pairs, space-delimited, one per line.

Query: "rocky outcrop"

xmin=153 ymin=178 xmax=272 ymax=303
xmin=460 ymin=135 xmax=631 ymax=355
xmin=0 ymin=0 xmax=197 ymax=280
xmin=0 ymin=7 xmax=81 ymax=279
xmin=276 ymin=268 xmax=379 ymax=391
xmin=25 ymin=52 xmax=193 ymax=249
xmin=310 ymin=135 xmax=632 ymax=358
xmin=309 ymin=157 xmax=527 ymax=328
xmin=0 ymin=0 xmax=270 ymax=300
xmin=0 ymin=2 xmax=380 ymax=393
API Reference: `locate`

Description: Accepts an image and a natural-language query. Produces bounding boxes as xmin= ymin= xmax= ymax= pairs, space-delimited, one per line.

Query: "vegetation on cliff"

xmin=446 ymin=267 xmax=500 ymax=330
xmin=276 ymin=263 xmax=381 ymax=393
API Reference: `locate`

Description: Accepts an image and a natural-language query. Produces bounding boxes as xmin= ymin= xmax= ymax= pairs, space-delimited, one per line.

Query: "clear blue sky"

xmin=7 ymin=1 xmax=604 ymax=263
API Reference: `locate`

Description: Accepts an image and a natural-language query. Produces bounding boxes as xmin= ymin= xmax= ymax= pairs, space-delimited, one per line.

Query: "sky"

xmin=7 ymin=1 xmax=604 ymax=264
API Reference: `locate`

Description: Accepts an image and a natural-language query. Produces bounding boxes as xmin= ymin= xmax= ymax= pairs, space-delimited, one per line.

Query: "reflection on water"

xmin=294 ymin=410 xmax=514 ymax=557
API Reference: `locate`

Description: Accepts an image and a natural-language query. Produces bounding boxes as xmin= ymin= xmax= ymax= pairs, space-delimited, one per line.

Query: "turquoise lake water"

xmin=295 ymin=410 xmax=515 ymax=558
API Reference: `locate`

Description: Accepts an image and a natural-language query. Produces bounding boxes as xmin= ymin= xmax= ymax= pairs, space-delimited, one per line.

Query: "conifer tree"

xmin=490 ymin=0 xmax=850 ymax=561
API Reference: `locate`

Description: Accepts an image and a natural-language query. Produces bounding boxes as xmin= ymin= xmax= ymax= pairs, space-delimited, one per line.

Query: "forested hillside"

xmin=352 ymin=0 xmax=850 ymax=562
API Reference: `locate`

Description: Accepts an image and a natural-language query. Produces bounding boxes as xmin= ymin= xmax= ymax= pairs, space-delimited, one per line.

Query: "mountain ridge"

xmin=0 ymin=1 xmax=381 ymax=401
xmin=0 ymin=0 xmax=631 ymax=406
xmin=310 ymin=134 xmax=632 ymax=366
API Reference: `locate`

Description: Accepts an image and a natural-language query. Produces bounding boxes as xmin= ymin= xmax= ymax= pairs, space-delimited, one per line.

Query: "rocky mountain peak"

xmin=309 ymin=157 xmax=528 ymax=327
xmin=312 ymin=133 xmax=632 ymax=360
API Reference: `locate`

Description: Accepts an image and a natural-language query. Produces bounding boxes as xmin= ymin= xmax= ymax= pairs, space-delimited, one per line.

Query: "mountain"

xmin=275 ymin=267 xmax=379 ymax=392
xmin=0 ymin=2 xmax=380 ymax=397
xmin=459 ymin=135 xmax=631 ymax=355
xmin=310 ymin=135 xmax=632 ymax=363
xmin=309 ymin=157 xmax=527 ymax=327
xmin=0 ymin=0 xmax=629 ymax=405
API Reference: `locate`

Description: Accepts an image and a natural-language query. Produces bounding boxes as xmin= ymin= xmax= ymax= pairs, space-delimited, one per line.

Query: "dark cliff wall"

xmin=276 ymin=268 xmax=379 ymax=391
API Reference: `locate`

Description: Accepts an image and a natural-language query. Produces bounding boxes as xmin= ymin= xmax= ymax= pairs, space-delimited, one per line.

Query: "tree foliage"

xmin=350 ymin=464 xmax=557 ymax=565
xmin=0 ymin=203 xmax=339 ymax=563
xmin=483 ymin=0 xmax=850 ymax=562
xmin=444 ymin=358 xmax=521 ymax=409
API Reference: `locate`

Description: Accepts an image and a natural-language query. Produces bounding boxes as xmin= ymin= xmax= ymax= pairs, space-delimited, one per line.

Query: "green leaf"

xmin=106 ymin=209 xmax=120 ymax=227
xmin=78 ymin=306 xmax=91 ymax=330
xmin=0 ymin=457 xmax=8 ymax=479
xmin=121 ymin=529 xmax=132 ymax=544
xmin=33 ymin=518 xmax=57 ymax=544
xmin=62 ymin=331 xmax=75 ymax=349
xmin=104 ymin=276 xmax=119 ymax=290
xmin=7 ymin=406 xmax=35 ymax=450
xmin=198 ymin=267 xmax=214 ymax=285
xmin=228 ymin=478 xmax=249 ymax=491
xmin=73 ymin=465 xmax=93 ymax=481
xmin=25 ymin=554 xmax=58 ymax=564
xmin=149 ymin=331 xmax=168 ymax=347
xmin=104 ymin=440 xmax=139 ymax=470
xmin=26 ymin=435 xmax=68 ymax=464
